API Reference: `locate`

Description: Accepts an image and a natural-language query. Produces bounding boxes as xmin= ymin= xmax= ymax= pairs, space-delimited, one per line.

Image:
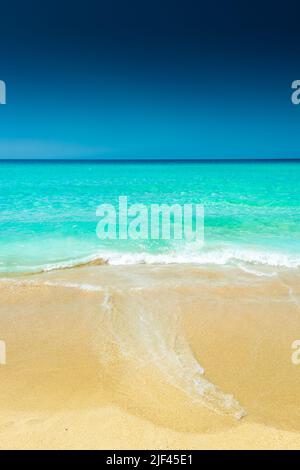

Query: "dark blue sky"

xmin=0 ymin=0 xmax=300 ymax=159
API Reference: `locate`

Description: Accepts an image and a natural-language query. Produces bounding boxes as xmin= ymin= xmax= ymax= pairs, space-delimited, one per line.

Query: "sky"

xmin=0 ymin=0 xmax=300 ymax=159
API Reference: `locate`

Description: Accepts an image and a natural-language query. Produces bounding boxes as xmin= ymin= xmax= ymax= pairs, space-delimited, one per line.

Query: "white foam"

xmin=0 ymin=277 xmax=103 ymax=292
xmin=43 ymin=281 xmax=103 ymax=292
xmin=236 ymin=264 xmax=277 ymax=277
xmin=101 ymin=248 xmax=300 ymax=269
xmin=1 ymin=245 xmax=299 ymax=275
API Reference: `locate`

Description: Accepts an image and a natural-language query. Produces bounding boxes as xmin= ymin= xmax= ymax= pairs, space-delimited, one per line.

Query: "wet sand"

xmin=0 ymin=264 xmax=299 ymax=449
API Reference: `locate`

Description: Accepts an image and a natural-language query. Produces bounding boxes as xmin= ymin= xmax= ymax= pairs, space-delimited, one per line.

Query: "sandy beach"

xmin=2 ymin=0 xmax=300 ymax=454
xmin=0 ymin=264 xmax=299 ymax=449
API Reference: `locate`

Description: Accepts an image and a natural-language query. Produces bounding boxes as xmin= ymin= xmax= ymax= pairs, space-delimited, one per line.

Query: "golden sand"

xmin=0 ymin=264 xmax=299 ymax=449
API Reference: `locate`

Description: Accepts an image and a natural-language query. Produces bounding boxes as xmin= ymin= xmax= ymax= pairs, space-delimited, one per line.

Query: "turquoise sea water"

xmin=0 ymin=161 xmax=300 ymax=274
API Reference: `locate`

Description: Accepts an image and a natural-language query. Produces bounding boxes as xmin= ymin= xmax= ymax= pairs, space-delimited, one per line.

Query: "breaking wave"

xmin=2 ymin=245 xmax=299 ymax=275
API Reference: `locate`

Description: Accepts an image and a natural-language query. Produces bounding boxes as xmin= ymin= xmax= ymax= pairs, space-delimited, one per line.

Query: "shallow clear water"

xmin=0 ymin=161 xmax=300 ymax=273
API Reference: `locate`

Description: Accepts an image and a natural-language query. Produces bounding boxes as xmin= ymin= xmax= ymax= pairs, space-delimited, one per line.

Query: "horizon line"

xmin=1 ymin=158 xmax=300 ymax=163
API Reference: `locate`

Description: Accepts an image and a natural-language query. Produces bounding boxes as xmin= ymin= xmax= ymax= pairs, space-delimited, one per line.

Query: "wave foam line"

xmin=0 ymin=277 xmax=104 ymax=292
xmin=1 ymin=246 xmax=299 ymax=275
xmin=103 ymin=248 xmax=300 ymax=268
